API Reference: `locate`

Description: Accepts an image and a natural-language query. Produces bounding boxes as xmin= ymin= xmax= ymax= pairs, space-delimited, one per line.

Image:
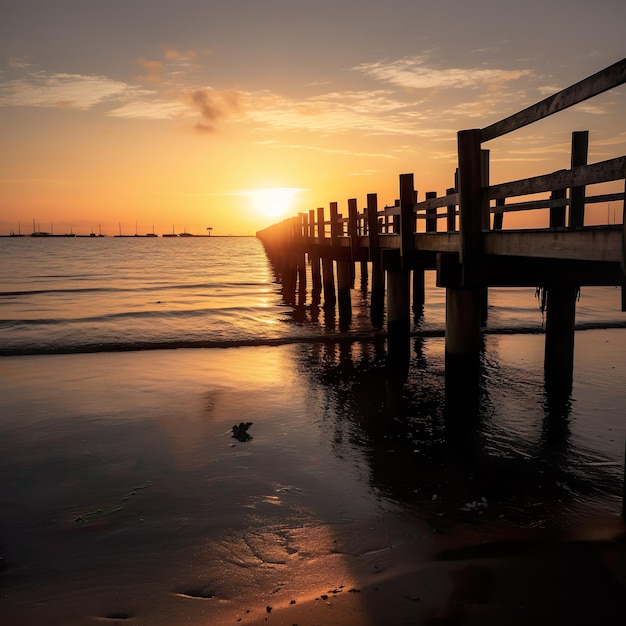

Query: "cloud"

xmin=165 ymin=49 xmax=198 ymax=61
xmin=246 ymin=89 xmax=432 ymax=136
xmin=354 ymin=56 xmax=531 ymax=90
xmin=181 ymin=87 xmax=244 ymax=132
xmin=137 ymin=57 xmax=164 ymax=84
xmin=255 ymin=138 xmax=398 ymax=160
xmin=108 ymin=98 xmax=189 ymax=120
xmin=0 ymin=71 xmax=130 ymax=109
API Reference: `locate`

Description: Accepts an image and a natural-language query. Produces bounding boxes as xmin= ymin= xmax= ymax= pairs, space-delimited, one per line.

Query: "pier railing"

xmin=258 ymin=57 xmax=625 ymax=294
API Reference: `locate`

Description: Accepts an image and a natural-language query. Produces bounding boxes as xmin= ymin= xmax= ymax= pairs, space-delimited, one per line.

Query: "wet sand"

xmin=1 ymin=336 xmax=625 ymax=624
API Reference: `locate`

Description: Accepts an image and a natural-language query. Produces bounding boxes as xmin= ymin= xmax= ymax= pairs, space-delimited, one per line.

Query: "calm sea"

xmin=1 ymin=235 xmax=624 ymax=355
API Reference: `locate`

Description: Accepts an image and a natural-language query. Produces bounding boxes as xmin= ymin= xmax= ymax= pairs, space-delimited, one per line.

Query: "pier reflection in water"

xmin=295 ymin=332 xmax=623 ymax=526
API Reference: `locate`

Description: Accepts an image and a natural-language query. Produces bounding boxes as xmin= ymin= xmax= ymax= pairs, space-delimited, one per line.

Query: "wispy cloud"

xmin=354 ymin=56 xmax=531 ymax=90
xmin=255 ymin=138 xmax=398 ymax=160
xmin=165 ymin=49 xmax=198 ymax=61
xmin=0 ymin=54 xmax=535 ymax=140
xmin=0 ymin=71 xmax=130 ymax=109
xmin=246 ymin=89 xmax=431 ymax=136
xmin=108 ymin=98 xmax=189 ymax=120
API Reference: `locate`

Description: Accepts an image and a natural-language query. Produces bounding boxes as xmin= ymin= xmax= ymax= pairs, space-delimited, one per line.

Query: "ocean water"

xmin=1 ymin=235 xmax=624 ymax=355
xmin=0 ymin=236 xmax=625 ymax=623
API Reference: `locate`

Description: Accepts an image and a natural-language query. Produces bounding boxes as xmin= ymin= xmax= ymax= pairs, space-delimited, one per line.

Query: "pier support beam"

xmin=387 ymin=262 xmax=411 ymax=370
xmin=544 ymin=285 xmax=577 ymax=398
xmin=444 ymin=286 xmax=482 ymax=419
xmin=445 ymin=287 xmax=482 ymax=359
xmin=337 ymin=259 xmax=352 ymax=327
xmin=412 ymin=267 xmax=425 ymax=318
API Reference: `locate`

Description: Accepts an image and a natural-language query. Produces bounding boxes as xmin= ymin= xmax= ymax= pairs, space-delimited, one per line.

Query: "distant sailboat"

xmin=162 ymin=224 xmax=178 ymax=237
xmin=31 ymin=218 xmax=51 ymax=237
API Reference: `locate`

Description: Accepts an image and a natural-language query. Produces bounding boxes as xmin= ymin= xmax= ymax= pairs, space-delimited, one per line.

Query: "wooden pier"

xmin=257 ymin=58 xmax=626 ymax=510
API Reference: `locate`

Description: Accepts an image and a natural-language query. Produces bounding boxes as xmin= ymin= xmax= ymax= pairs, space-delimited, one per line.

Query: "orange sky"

xmin=1 ymin=1 xmax=624 ymax=236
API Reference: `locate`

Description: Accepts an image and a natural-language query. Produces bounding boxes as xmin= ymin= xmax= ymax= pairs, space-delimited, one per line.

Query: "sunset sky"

xmin=1 ymin=0 xmax=624 ymax=236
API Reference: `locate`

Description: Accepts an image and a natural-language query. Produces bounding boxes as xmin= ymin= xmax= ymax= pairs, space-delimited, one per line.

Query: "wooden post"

xmin=457 ymin=130 xmax=483 ymax=280
xmin=445 ymin=129 xmax=483 ymax=365
xmin=412 ymin=268 xmax=425 ymax=319
xmin=297 ymin=213 xmax=307 ymax=297
xmin=337 ymin=260 xmax=352 ymax=327
xmin=367 ymin=193 xmax=385 ymax=328
xmin=337 ymin=200 xmax=354 ymax=327
xmin=425 ymin=190 xmax=437 ymax=233
xmin=446 ymin=186 xmax=456 ymax=232
xmin=309 ymin=209 xmax=321 ymax=304
xmin=399 ymin=174 xmax=416 ymax=267
xmin=414 ymin=190 xmax=436 ymax=316
xmin=622 ymin=173 xmax=626 ymax=312
xmin=444 ymin=285 xmax=482 ymax=420
xmin=544 ymin=284 xmax=578 ymax=398
xmin=622 ymin=175 xmax=626 ymax=313
xmin=319 ymin=206 xmax=336 ymax=309
xmin=543 ymin=131 xmax=587 ymax=396
xmin=480 ymin=149 xmax=490 ymax=326
xmin=348 ymin=198 xmax=358 ymax=288
xmin=387 ymin=258 xmax=411 ymax=371
xmin=493 ymin=198 xmax=505 ymax=231
xmin=387 ymin=174 xmax=414 ymax=368
xmin=445 ymin=287 xmax=482 ymax=357
xmin=569 ymin=130 xmax=588 ymax=228
xmin=549 ymin=188 xmax=567 ymax=228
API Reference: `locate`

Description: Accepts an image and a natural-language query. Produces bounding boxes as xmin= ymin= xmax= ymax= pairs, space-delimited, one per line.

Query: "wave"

xmin=2 ymin=322 xmax=625 ymax=357
xmin=0 ymin=281 xmax=265 ymax=298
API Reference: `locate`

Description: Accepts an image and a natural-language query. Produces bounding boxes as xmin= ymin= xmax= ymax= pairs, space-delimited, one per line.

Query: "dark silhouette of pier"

xmin=257 ymin=58 xmax=626 ymax=514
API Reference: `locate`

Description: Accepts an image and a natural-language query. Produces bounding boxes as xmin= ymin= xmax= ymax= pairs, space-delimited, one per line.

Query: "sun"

xmin=247 ymin=187 xmax=301 ymax=217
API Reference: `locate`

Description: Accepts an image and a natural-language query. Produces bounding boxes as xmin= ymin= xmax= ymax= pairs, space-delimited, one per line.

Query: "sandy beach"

xmin=1 ymin=336 xmax=625 ymax=625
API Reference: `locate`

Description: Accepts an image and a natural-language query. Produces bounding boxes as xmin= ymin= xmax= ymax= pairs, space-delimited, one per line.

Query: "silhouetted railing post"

xmin=367 ymin=193 xmax=385 ymax=328
xmin=309 ymin=209 xmax=321 ymax=304
xmin=297 ymin=213 xmax=307 ymax=300
xmin=493 ymin=197 xmax=505 ymax=231
xmin=319 ymin=206 xmax=336 ymax=309
xmin=549 ymin=189 xmax=567 ymax=228
xmin=413 ymin=189 xmax=436 ymax=316
xmin=387 ymin=173 xmax=414 ymax=368
xmin=446 ymin=186 xmax=456 ymax=232
xmin=569 ymin=131 xmax=589 ymax=229
xmin=337 ymin=200 xmax=353 ymax=327
xmin=348 ymin=198 xmax=358 ymax=288
xmin=445 ymin=130 xmax=483 ymax=382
